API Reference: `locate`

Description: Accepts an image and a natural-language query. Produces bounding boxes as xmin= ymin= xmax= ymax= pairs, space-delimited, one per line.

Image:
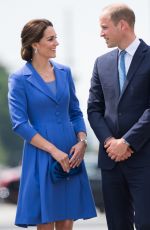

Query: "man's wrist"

xmin=104 ymin=136 xmax=113 ymax=146
xmin=122 ymin=138 xmax=130 ymax=147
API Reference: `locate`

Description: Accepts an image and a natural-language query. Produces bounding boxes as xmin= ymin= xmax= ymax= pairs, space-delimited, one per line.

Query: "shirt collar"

xmin=118 ymin=37 xmax=140 ymax=56
xmin=126 ymin=37 xmax=140 ymax=56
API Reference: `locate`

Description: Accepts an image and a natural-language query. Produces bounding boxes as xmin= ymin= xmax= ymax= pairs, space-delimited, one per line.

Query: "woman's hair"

xmin=21 ymin=19 xmax=53 ymax=61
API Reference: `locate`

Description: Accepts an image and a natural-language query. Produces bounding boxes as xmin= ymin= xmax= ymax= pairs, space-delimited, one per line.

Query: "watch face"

xmin=80 ymin=139 xmax=87 ymax=145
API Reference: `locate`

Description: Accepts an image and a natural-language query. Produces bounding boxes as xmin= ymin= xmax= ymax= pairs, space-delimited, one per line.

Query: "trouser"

xmin=101 ymin=163 xmax=150 ymax=230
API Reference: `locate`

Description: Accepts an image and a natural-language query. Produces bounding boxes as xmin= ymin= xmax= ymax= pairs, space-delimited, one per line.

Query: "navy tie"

xmin=118 ymin=50 xmax=126 ymax=92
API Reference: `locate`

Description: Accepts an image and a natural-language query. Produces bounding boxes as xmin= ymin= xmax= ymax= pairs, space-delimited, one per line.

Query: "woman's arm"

xmin=67 ymin=68 xmax=87 ymax=167
xmin=8 ymin=73 xmax=70 ymax=172
xmin=30 ymin=133 xmax=70 ymax=172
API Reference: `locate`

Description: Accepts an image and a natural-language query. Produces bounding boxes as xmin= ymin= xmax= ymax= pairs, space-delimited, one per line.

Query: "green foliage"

xmin=0 ymin=65 xmax=23 ymax=166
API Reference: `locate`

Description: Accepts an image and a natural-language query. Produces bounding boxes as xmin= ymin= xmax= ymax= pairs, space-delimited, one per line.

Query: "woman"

xmin=8 ymin=19 xmax=96 ymax=229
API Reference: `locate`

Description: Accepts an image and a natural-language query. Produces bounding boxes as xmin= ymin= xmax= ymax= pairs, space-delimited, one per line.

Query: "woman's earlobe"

xmin=34 ymin=48 xmax=38 ymax=54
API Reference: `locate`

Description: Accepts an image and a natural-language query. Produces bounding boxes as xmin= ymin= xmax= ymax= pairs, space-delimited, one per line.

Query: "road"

xmin=0 ymin=202 xmax=107 ymax=229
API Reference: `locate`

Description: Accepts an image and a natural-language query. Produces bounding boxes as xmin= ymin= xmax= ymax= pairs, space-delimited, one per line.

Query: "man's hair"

xmin=103 ymin=4 xmax=135 ymax=28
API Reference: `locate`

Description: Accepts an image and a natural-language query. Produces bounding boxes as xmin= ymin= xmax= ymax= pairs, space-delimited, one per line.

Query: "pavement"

xmin=0 ymin=202 xmax=108 ymax=229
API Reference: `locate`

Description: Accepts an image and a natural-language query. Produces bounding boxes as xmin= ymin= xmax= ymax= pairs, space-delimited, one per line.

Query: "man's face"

xmin=99 ymin=13 xmax=121 ymax=48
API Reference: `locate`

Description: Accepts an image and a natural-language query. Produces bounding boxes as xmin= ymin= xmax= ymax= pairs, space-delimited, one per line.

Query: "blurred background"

xmin=0 ymin=0 xmax=149 ymax=229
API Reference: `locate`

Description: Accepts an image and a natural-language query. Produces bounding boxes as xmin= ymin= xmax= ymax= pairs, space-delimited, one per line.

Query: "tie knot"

xmin=120 ymin=50 xmax=126 ymax=57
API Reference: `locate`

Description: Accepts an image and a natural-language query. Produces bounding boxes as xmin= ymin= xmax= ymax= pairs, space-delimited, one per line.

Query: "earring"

xmin=34 ymin=48 xmax=37 ymax=54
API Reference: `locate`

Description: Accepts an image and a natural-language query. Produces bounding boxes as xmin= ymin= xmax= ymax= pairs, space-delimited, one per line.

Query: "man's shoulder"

xmin=97 ymin=49 xmax=118 ymax=60
xmin=95 ymin=49 xmax=118 ymax=66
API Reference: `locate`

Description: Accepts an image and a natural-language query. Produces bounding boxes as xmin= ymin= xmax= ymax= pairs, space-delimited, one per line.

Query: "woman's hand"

xmin=30 ymin=133 xmax=70 ymax=172
xmin=51 ymin=148 xmax=70 ymax=172
xmin=69 ymin=141 xmax=87 ymax=168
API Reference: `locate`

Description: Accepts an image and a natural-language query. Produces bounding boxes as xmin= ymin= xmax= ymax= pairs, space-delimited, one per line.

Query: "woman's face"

xmin=35 ymin=26 xmax=59 ymax=59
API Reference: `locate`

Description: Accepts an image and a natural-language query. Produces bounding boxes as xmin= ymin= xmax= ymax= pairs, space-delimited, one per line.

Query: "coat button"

xmin=57 ymin=118 xmax=62 ymax=123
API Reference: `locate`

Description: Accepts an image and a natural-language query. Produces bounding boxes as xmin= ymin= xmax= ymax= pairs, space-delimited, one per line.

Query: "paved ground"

xmin=0 ymin=202 xmax=108 ymax=229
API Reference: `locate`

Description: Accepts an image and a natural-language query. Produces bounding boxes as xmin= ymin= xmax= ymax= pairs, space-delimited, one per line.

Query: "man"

xmin=87 ymin=3 xmax=150 ymax=230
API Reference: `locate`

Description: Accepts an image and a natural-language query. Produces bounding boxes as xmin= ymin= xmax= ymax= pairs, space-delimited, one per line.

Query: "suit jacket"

xmin=88 ymin=40 xmax=150 ymax=169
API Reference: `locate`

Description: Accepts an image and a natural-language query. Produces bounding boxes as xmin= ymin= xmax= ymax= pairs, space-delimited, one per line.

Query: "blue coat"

xmin=8 ymin=61 xmax=96 ymax=227
xmin=88 ymin=40 xmax=150 ymax=169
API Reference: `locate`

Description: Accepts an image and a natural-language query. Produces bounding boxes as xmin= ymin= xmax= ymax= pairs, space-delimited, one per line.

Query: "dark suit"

xmin=88 ymin=40 xmax=150 ymax=230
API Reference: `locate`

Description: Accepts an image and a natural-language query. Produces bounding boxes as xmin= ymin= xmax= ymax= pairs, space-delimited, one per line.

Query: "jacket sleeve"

xmin=123 ymin=103 xmax=150 ymax=152
xmin=67 ymin=68 xmax=86 ymax=134
xmin=8 ymin=74 xmax=38 ymax=142
xmin=87 ymin=58 xmax=112 ymax=145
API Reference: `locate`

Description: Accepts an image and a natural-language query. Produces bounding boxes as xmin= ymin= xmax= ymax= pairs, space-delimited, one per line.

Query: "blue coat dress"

xmin=8 ymin=61 xmax=97 ymax=227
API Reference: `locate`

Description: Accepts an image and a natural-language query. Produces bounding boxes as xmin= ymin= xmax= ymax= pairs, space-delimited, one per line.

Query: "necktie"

xmin=118 ymin=50 xmax=126 ymax=92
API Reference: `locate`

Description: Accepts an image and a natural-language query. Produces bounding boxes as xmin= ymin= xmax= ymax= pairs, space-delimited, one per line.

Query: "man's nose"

xmin=100 ymin=31 xmax=104 ymax=37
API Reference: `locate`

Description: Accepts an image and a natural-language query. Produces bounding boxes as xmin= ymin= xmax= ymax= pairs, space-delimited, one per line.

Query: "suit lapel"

xmin=109 ymin=50 xmax=120 ymax=100
xmin=119 ymin=40 xmax=148 ymax=99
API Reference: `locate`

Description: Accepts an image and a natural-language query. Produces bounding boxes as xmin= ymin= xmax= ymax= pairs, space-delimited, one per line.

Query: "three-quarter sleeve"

xmin=8 ymin=74 xmax=38 ymax=142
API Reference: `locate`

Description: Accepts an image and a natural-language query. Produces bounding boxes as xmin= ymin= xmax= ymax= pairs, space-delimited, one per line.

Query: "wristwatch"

xmin=79 ymin=138 xmax=88 ymax=146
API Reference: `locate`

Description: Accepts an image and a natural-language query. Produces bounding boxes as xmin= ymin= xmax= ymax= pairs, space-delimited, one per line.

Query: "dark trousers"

xmin=101 ymin=163 xmax=150 ymax=230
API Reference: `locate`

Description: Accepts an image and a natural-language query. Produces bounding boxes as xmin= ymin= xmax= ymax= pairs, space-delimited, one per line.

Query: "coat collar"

xmin=23 ymin=61 xmax=67 ymax=103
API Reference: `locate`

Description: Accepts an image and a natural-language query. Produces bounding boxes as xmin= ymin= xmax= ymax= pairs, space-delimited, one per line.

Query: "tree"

xmin=0 ymin=65 xmax=23 ymax=166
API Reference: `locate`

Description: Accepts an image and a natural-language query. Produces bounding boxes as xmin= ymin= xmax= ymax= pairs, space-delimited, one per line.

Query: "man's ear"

xmin=119 ymin=19 xmax=128 ymax=31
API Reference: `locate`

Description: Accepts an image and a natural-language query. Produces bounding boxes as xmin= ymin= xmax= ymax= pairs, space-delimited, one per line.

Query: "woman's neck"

xmin=32 ymin=57 xmax=52 ymax=71
xmin=32 ymin=58 xmax=54 ymax=82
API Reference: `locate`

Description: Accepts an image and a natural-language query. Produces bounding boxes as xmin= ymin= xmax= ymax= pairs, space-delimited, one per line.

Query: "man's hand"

xmin=104 ymin=138 xmax=134 ymax=162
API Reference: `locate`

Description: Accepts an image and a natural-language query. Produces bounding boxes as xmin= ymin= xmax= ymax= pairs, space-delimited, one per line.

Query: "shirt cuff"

xmin=122 ymin=138 xmax=130 ymax=147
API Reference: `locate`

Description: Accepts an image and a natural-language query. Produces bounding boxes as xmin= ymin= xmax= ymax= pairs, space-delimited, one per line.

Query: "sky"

xmin=1 ymin=0 xmax=150 ymax=147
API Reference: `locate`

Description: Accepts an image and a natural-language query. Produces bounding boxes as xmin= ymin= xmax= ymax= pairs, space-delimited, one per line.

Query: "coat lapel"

xmin=53 ymin=64 xmax=67 ymax=103
xmin=25 ymin=62 xmax=67 ymax=104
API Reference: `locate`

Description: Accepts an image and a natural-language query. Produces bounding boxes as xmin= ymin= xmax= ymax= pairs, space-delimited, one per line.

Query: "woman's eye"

xmin=48 ymin=36 xmax=57 ymax=41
